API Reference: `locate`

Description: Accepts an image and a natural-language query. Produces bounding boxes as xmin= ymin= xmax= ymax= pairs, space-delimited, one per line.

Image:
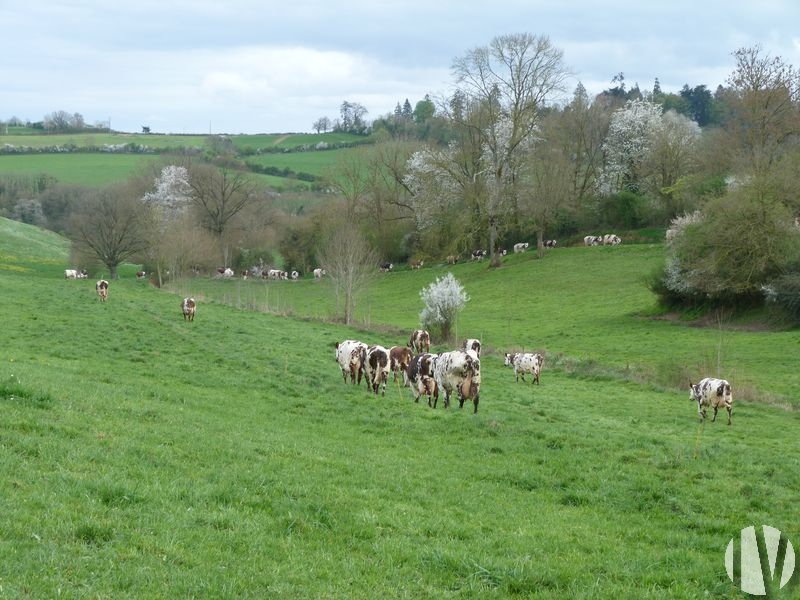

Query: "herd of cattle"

xmin=335 ymin=330 xmax=546 ymax=415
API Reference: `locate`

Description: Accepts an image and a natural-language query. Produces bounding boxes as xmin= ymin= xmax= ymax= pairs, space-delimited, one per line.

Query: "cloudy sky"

xmin=3 ymin=1 xmax=799 ymax=135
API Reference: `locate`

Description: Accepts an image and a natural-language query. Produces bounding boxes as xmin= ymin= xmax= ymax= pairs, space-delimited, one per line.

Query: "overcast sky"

xmin=3 ymin=1 xmax=799 ymax=135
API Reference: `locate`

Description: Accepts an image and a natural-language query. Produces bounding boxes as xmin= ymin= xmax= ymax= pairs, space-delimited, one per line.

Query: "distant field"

xmin=0 ymin=153 xmax=158 ymax=186
xmin=231 ymin=132 xmax=367 ymax=151
xmin=0 ymin=131 xmax=208 ymax=150
xmin=245 ymin=146 xmax=363 ymax=178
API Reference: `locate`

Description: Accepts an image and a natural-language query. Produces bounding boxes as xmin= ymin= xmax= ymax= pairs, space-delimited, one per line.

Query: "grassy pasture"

xmin=1 ymin=218 xmax=799 ymax=598
xmin=0 ymin=132 xmax=208 ymax=150
xmin=244 ymin=146 xmax=363 ymax=179
xmin=0 ymin=154 xmax=157 ymax=186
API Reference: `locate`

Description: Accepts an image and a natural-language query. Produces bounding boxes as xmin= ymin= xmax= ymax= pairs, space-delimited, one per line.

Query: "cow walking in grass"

xmin=690 ymin=377 xmax=733 ymax=425
xmin=96 ymin=279 xmax=109 ymax=302
xmin=504 ymin=352 xmax=543 ymax=384
xmin=181 ymin=297 xmax=196 ymax=322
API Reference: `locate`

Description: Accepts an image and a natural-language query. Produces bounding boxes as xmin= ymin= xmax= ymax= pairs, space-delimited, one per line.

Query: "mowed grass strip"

xmin=0 ymin=219 xmax=798 ymax=598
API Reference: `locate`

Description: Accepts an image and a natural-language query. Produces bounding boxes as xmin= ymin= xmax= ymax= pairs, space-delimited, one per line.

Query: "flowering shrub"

xmin=419 ymin=273 xmax=469 ymax=341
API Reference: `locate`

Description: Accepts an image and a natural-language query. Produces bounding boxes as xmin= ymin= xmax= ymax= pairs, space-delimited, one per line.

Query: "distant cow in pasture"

xmin=406 ymin=352 xmax=438 ymax=406
xmin=544 ymin=240 xmax=557 ymax=248
xmin=181 ymin=297 xmax=196 ymax=321
xmin=366 ymin=345 xmax=391 ymax=395
xmin=335 ymin=339 xmax=368 ymax=386
xmin=136 ymin=271 xmax=147 ymax=279
xmin=410 ymin=259 xmax=424 ymax=269
xmin=689 ymin=377 xmax=733 ymax=425
xmin=380 ymin=262 xmax=394 ymax=272
xmin=65 ymin=269 xmax=88 ymax=279
xmin=462 ymin=338 xmax=481 ymax=358
xmin=446 ymin=255 xmax=459 ymax=265
xmin=217 ymin=267 xmax=234 ymax=278
xmin=471 ymin=249 xmax=487 ymax=261
xmin=603 ymin=234 xmax=622 ymax=245
xmin=432 ymin=350 xmax=481 ymax=413
xmin=504 ymin=352 xmax=544 ymax=384
xmin=513 ymin=242 xmax=529 ymax=253
xmin=95 ymin=279 xmax=109 ymax=302
xmin=313 ymin=268 xmax=326 ymax=279
xmin=290 ymin=270 xmax=299 ymax=280
xmin=584 ymin=235 xmax=602 ymax=246
xmin=388 ymin=346 xmax=413 ymax=383
xmin=409 ymin=329 xmax=431 ymax=354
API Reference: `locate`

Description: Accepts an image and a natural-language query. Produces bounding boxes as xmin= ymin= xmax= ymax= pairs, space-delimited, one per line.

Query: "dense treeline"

xmin=1 ymin=37 xmax=798 ymax=324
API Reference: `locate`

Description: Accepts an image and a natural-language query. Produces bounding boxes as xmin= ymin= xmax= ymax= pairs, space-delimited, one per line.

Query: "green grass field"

xmin=0 ymin=218 xmax=798 ymax=598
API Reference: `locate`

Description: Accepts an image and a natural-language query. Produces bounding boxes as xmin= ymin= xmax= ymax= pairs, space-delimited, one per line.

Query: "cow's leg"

xmin=712 ymin=406 xmax=718 ymax=422
xmin=473 ymin=396 xmax=479 ymax=414
xmin=727 ymin=406 xmax=732 ymax=425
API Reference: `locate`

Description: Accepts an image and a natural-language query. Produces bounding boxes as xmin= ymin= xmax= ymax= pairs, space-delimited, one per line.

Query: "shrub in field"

xmin=419 ymin=272 xmax=469 ymax=342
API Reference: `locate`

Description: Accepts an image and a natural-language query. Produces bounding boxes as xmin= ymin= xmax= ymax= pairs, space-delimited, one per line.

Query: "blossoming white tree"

xmin=419 ymin=273 xmax=469 ymax=342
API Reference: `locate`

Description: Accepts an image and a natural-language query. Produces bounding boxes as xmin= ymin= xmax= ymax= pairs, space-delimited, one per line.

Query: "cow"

xmin=513 ymin=242 xmax=529 ymax=253
xmin=380 ymin=262 xmax=394 ymax=272
xmin=406 ymin=352 xmax=438 ymax=406
xmin=335 ymin=340 xmax=368 ymax=386
xmin=388 ymin=345 xmax=413 ymax=383
xmin=689 ymin=377 xmax=733 ymax=425
xmin=217 ymin=267 xmax=234 ymax=278
xmin=95 ymin=279 xmax=109 ymax=302
xmin=409 ymin=329 xmax=431 ymax=354
xmin=471 ymin=249 xmax=487 ymax=261
xmin=65 ymin=269 xmax=78 ymax=279
xmin=410 ymin=259 xmax=424 ymax=269
xmin=136 ymin=270 xmax=146 ymax=279
xmin=584 ymin=235 xmax=602 ymax=246
xmin=504 ymin=352 xmax=544 ymax=384
xmin=313 ymin=268 xmax=326 ymax=279
xmin=603 ymin=234 xmax=622 ymax=245
xmin=446 ymin=255 xmax=459 ymax=265
xmin=463 ymin=338 xmax=481 ymax=358
xmin=267 ymin=269 xmax=282 ymax=280
xmin=181 ymin=297 xmax=196 ymax=321
xmin=366 ymin=345 xmax=391 ymax=395
xmin=290 ymin=270 xmax=299 ymax=280
xmin=432 ymin=350 xmax=481 ymax=413
xmin=544 ymin=240 xmax=558 ymax=248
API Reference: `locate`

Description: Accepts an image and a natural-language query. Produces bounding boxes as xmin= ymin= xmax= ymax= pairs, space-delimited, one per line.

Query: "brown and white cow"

xmin=504 ymin=352 xmax=544 ymax=384
xmin=181 ymin=297 xmax=196 ymax=321
xmin=544 ymin=239 xmax=558 ymax=248
xmin=409 ymin=329 xmax=431 ymax=354
xmin=446 ymin=255 xmax=459 ymax=265
xmin=603 ymin=234 xmax=622 ymax=245
xmin=335 ymin=340 xmax=368 ymax=386
xmin=584 ymin=235 xmax=602 ymax=246
xmin=432 ymin=350 xmax=481 ymax=413
xmin=366 ymin=345 xmax=391 ymax=395
xmin=95 ymin=279 xmax=109 ymax=302
xmin=406 ymin=352 xmax=438 ymax=406
xmin=136 ymin=271 xmax=147 ymax=279
xmin=690 ymin=377 xmax=733 ymax=425
xmin=388 ymin=345 xmax=413 ymax=383
xmin=462 ymin=338 xmax=481 ymax=358
xmin=380 ymin=262 xmax=394 ymax=273
xmin=410 ymin=259 xmax=424 ymax=269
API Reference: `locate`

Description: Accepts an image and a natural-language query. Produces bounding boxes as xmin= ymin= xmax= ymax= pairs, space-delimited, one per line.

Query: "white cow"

xmin=603 ymin=234 xmax=622 ymax=245
xmin=335 ymin=340 xmax=368 ymax=386
xmin=313 ymin=268 xmax=326 ymax=279
xmin=584 ymin=235 xmax=602 ymax=246
xmin=432 ymin=350 xmax=481 ymax=413
xmin=513 ymin=242 xmax=529 ymax=253
xmin=689 ymin=377 xmax=733 ymax=425
xmin=504 ymin=352 xmax=544 ymax=384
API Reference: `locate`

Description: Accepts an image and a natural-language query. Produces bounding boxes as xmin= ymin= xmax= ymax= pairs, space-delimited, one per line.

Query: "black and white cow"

xmin=513 ymin=242 xmax=529 ymax=253
xmin=405 ymin=352 xmax=438 ymax=406
xmin=380 ymin=262 xmax=394 ymax=272
xmin=432 ymin=350 xmax=481 ymax=413
xmin=689 ymin=377 xmax=733 ymax=425
xmin=471 ymin=249 xmax=487 ymax=261
xmin=366 ymin=345 xmax=391 ymax=395
xmin=504 ymin=352 xmax=544 ymax=384
xmin=462 ymin=338 xmax=481 ymax=358
xmin=335 ymin=339 xmax=368 ymax=386
xmin=544 ymin=239 xmax=558 ymax=248
xmin=603 ymin=234 xmax=622 ymax=245
xmin=313 ymin=268 xmax=326 ymax=279
xmin=584 ymin=235 xmax=603 ymax=246
xmin=409 ymin=329 xmax=431 ymax=354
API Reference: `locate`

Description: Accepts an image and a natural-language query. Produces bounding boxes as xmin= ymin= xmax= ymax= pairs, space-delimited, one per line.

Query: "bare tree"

xmin=316 ymin=218 xmax=378 ymax=325
xmin=185 ymin=164 xmax=256 ymax=266
xmin=450 ymin=33 xmax=570 ymax=266
xmin=67 ymin=183 xmax=150 ymax=279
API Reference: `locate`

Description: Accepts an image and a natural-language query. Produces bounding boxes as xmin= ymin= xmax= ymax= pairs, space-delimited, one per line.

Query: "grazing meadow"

xmin=1 ymin=218 xmax=798 ymax=598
